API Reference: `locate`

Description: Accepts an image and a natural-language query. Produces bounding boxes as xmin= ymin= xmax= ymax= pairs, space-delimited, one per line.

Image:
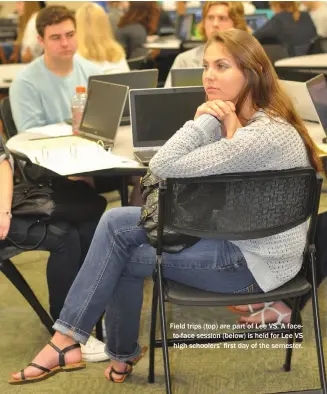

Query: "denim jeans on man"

xmin=54 ymin=207 xmax=262 ymax=362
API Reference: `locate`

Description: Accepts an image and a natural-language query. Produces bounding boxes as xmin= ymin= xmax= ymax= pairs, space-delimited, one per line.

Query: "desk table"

xmin=275 ymin=54 xmax=327 ymax=69
xmin=144 ymin=36 xmax=181 ymax=50
xmin=0 ymin=63 xmax=26 ymax=92
xmin=6 ymin=125 xmax=147 ymax=206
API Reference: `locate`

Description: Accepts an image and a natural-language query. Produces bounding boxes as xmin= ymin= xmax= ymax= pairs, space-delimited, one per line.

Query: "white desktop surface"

xmin=144 ymin=35 xmax=181 ymax=50
xmin=6 ymin=124 xmax=144 ymax=176
xmin=0 ymin=63 xmax=26 ymax=89
xmin=275 ymin=54 xmax=327 ymax=68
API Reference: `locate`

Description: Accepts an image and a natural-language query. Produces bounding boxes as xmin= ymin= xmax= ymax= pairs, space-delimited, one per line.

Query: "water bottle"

xmin=72 ymin=86 xmax=87 ymax=135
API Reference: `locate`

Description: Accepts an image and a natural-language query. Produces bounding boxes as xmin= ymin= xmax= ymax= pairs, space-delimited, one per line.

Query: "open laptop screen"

xmin=306 ymin=74 xmax=327 ymax=133
xmin=130 ymin=87 xmax=206 ymax=147
xmin=88 ymin=69 xmax=158 ymax=118
xmin=79 ymin=80 xmax=128 ymax=143
xmin=246 ymin=14 xmax=268 ymax=32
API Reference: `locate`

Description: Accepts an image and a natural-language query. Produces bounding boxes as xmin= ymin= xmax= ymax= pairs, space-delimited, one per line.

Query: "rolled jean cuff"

xmin=105 ymin=343 xmax=142 ymax=363
xmin=53 ymin=319 xmax=90 ymax=345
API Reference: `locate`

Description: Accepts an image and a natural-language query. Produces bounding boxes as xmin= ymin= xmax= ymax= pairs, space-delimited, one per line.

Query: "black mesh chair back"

xmin=149 ymin=168 xmax=326 ymax=394
xmin=0 ymin=97 xmax=18 ymax=138
xmin=163 ymin=169 xmax=316 ymax=241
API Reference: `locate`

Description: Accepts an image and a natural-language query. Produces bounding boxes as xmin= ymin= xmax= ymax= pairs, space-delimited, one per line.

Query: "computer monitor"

xmin=171 ymin=68 xmax=203 ymax=87
xmin=280 ymin=80 xmax=319 ymax=123
xmin=306 ymin=74 xmax=327 ymax=134
xmin=79 ymin=80 xmax=128 ymax=146
xmin=176 ymin=14 xmax=194 ymax=41
xmin=129 ymin=87 xmax=206 ymax=148
xmin=246 ymin=14 xmax=268 ymax=32
xmin=88 ymin=69 xmax=158 ymax=119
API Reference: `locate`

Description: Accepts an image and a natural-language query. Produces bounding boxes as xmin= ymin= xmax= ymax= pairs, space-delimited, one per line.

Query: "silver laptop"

xmin=78 ymin=80 xmax=128 ymax=149
xmin=88 ymin=69 xmax=158 ymax=126
xmin=280 ymin=80 xmax=319 ymax=122
xmin=171 ymin=68 xmax=203 ymax=87
xmin=245 ymin=14 xmax=268 ymax=32
xmin=129 ymin=86 xmax=206 ymax=165
xmin=306 ymin=74 xmax=327 ymax=138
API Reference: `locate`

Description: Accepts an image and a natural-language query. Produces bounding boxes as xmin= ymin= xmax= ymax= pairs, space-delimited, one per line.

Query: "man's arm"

xmin=9 ymin=78 xmax=47 ymax=132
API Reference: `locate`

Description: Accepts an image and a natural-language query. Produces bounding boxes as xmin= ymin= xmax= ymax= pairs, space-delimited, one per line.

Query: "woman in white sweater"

xmin=9 ymin=29 xmax=323 ymax=385
xmin=75 ymin=3 xmax=129 ymax=74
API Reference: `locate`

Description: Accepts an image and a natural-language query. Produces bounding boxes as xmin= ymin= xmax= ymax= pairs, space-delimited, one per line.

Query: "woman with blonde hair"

xmin=10 ymin=1 xmax=44 ymax=63
xmin=10 ymin=28 xmax=322 ymax=385
xmin=76 ymin=3 xmax=129 ymax=73
xmin=254 ymin=1 xmax=317 ymax=56
xmin=165 ymin=1 xmax=248 ymax=87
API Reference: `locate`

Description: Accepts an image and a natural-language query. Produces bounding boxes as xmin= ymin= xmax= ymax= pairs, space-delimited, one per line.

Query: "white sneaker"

xmin=80 ymin=336 xmax=110 ymax=362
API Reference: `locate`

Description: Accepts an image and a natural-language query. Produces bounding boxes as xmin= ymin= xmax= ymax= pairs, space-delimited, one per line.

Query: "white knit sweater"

xmin=149 ymin=111 xmax=311 ymax=292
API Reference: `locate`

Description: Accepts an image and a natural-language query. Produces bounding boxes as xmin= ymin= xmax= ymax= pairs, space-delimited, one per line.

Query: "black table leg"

xmin=120 ymin=176 xmax=129 ymax=206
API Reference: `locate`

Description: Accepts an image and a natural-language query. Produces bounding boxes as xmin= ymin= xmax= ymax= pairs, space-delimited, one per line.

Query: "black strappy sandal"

xmin=8 ymin=340 xmax=86 ymax=385
xmin=106 ymin=345 xmax=148 ymax=383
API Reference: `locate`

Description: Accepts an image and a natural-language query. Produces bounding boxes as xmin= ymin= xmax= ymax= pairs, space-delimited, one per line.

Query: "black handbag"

xmin=12 ymin=178 xmax=107 ymax=224
xmin=138 ymin=171 xmax=200 ymax=253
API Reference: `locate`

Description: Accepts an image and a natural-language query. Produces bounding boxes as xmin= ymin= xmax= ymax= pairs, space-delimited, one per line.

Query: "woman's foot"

xmin=228 ymin=303 xmax=265 ymax=314
xmin=238 ymin=301 xmax=291 ymax=325
xmin=11 ymin=332 xmax=82 ymax=381
xmin=104 ymin=346 xmax=148 ymax=383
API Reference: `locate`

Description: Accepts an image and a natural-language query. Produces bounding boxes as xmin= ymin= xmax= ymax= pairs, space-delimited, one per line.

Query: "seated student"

xmin=76 ymin=3 xmax=130 ymax=74
xmin=10 ymin=5 xmax=102 ymax=132
xmin=107 ymin=1 xmax=129 ymax=33
xmin=20 ymin=1 xmax=44 ymax=63
xmin=164 ymin=1 xmax=248 ymax=87
xmin=116 ymin=1 xmax=160 ymax=59
xmin=0 ymin=136 xmax=108 ymax=362
xmin=9 ymin=29 xmax=323 ymax=385
xmin=302 ymin=1 xmax=327 ymax=38
xmin=254 ymin=1 xmax=317 ymax=57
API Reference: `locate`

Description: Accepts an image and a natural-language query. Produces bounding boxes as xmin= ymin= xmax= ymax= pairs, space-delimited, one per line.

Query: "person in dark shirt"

xmin=254 ymin=1 xmax=317 ymax=57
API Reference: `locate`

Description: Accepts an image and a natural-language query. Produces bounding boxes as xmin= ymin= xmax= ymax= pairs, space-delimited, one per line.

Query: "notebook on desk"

xmin=130 ymin=86 xmax=206 ymax=165
xmin=89 ymin=69 xmax=158 ymax=126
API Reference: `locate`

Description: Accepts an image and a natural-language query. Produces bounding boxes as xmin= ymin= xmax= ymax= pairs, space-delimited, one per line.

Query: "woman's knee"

xmin=99 ymin=207 xmax=141 ymax=233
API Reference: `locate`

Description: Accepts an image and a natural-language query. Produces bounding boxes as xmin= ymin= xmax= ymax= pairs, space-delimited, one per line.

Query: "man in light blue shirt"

xmin=10 ymin=5 xmax=102 ymax=132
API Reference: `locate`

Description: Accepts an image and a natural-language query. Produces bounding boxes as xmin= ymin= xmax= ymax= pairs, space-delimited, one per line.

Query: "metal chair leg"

xmin=1 ymin=259 xmax=54 ymax=335
xmin=157 ymin=261 xmax=172 ymax=394
xmin=283 ymin=297 xmax=301 ymax=372
xmin=148 ymin=279 xmax=159 ymax=383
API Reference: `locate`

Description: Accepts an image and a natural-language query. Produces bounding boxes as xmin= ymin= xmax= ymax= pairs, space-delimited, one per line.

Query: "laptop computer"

xmin=78 ymin=80 xmax=128 ymax=149
xmin=280 ymin=80 xmax=319 ymax=123
xmin=130 ymin=86 xmax=206 ymax=165
xmin=306 ymin=74 xmax=327 ymax=139
xmin=171 ymin=68 xmax=203 ymax=87
xmin=88 ymin=69 xmax=159 ymax=126
xmin=245 ymin=14 xmax=268 ymax=32
xmin=176 ymin=14 xmax=195 ymax=40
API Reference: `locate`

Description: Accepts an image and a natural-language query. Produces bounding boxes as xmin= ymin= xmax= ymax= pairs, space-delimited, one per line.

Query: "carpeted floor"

xmin=1 ymin=191 xmax=327 ymax=394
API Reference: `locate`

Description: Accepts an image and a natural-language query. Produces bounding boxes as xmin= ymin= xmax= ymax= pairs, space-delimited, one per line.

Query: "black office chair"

xmin=0 ymin=97 xmax=27 ymax=183
xmin=127 ymin=56 xmax=146 ymax=70
xmin=179 ymin=39 xmax=203 ymax=53
xmin=262 ymin=44 xmax=289 ymax=64
xmin=308 ymin=36 xmax=327 ymax=55
xmin=276 ymin=68 xmax=326 ymax=82
xmin=148 ymin=168 xmax=326 ymax=394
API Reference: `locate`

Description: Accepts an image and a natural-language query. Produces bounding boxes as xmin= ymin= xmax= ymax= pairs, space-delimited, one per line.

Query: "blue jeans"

xmin=53 ymin=207 xmax=262 ymax=362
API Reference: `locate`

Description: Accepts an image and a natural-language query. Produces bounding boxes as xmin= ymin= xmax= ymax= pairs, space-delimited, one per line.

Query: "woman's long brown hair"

xmin=205 ymin=29 xmax=324 ymax=175
xmin=118 ymin=1 xmax=160 ymax=35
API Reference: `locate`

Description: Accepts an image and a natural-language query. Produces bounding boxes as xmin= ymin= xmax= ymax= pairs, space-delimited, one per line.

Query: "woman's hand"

xmin=194 ymin=100 xmax=242 ymax=139
xmin=0 ymin=213 xmax=11 ymax=240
